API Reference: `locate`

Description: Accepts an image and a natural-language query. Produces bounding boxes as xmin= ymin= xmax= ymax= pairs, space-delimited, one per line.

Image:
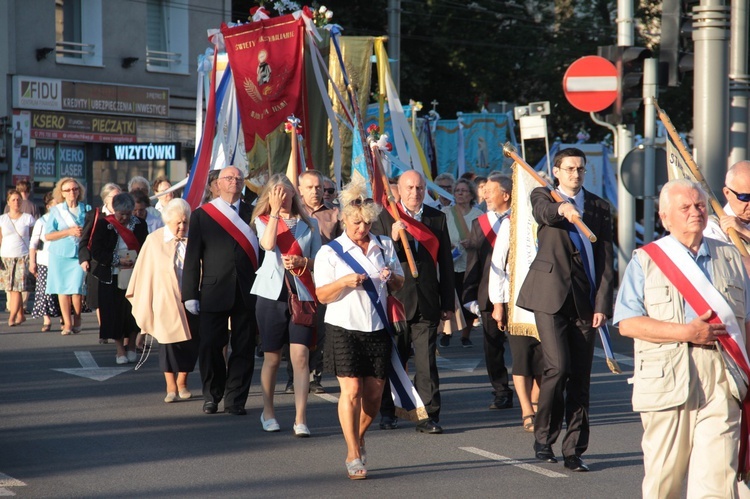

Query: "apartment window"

xmin=146 ymin=0 xmax=189 ymax=74
xmin=55 ymin=0 xmax=103 ymax=66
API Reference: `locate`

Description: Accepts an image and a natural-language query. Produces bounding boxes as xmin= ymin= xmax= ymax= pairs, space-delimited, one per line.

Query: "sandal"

xmin=523 ymin=414 xmax=535 ymax=433
xmin=345 ymin=458 xmax=367 ymax=480
xmin=41 ymin=323 xmax=51 ymax=332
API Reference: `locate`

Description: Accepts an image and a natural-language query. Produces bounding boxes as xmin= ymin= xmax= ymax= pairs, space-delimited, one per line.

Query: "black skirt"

xmin=324 ymin=323 xmax=390 ymax=379
xmin=159 ymin=310 xmax=200 ymax=373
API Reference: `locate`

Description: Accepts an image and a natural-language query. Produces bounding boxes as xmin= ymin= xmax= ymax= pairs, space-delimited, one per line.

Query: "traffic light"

xmin=597 ymin=45 xmax=652 ymax=125
xmin=660 ymin=0 xmax=696 ymax=87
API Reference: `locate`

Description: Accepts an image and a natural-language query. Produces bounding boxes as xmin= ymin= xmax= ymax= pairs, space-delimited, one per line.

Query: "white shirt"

xmin=314 ymin=232 xmax=404 ymax=332
xmin=145 ymin=208 xmax=164 ymax=233
xmin=488 ymin=216 xmax=511 ymax=304
xmin=163 ymin=225 xmax=186 ymax=287
xmin=0 ymin=213 xmax=35 ymax=258
xmin=703 ymin=203 xmax=747 ymax=245
xmin=30 ymin=214 xmax=51 ymax=266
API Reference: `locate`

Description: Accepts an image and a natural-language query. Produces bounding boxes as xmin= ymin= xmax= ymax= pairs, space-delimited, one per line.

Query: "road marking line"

xmin=460 ymin=447 xmax=568 ymax=478
xmin=0 ymin=474 xmax=25 ymax=487
xmin=315 ymin=393 xmax=339 ymax=403
xmin=594 ymin=347 xmax=634 ymax=367
xmin=75 ymin=351 xmax=98 ymax=368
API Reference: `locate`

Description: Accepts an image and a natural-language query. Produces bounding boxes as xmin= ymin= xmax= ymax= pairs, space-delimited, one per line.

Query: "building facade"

xmin=0 ymin=0 xmax=231 ymax=205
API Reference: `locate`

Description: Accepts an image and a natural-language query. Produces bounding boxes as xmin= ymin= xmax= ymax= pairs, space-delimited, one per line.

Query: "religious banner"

xmin=221 ymin=14 xmax=308 ymax=160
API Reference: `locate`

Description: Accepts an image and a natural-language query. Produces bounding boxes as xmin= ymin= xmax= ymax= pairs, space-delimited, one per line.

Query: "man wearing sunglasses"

xmin=704 ymin=161 xmax=750 ymax=261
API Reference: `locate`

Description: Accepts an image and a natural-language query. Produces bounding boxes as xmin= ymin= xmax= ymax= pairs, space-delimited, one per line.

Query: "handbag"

xmin=284 ymin=273 xmax=316 ymax=327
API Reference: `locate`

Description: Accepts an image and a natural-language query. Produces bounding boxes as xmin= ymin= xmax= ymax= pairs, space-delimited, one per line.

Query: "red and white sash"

xmin=642 ymin=236 xmax=750 ymax=475
xmin=258 ymin=215 xmax=316 ymax=301
xmin=477 ymin=211 xmax=504 ymax=249
xmin=104 ymin=215 xmax=142 ymax=251
xmin=202 ymin=199 xmax=259 ymax=269
xmin=384 ymin=203 xmax=440 ymax=266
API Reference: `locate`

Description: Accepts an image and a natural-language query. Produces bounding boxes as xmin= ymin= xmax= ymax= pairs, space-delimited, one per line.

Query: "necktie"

xmin=174 ymin=238 xmax=185 ymax=269
xmin=230 ymin=205 xmax=237 ymax=212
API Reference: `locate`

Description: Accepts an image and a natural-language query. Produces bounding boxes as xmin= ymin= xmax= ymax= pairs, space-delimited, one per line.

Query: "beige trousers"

xmin=640 ymin=347 xmax=741 ymax=499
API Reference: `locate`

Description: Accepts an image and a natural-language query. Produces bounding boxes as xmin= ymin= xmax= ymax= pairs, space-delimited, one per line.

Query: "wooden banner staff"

xmin=370 ymin=142 xmax=419 ymax=278
xmin=654 ymin=100 xmax=750 ymax=257
xmin=345 ymin=82 xmax=419 ymax=279
xmin=503 ymin=142 xmax=597 ymax=243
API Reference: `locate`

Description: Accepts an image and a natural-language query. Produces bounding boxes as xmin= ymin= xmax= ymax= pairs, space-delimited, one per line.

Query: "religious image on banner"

xmin=221 ymin=15 xmax=308 ymax=161
xmin=508 ymin=162 xmax=539 ymax=340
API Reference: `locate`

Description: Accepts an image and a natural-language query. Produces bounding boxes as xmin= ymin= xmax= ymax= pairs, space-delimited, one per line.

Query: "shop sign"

xmin=105 ymin=142 xmax=182 ymax=161
xmin=13 ymin=75 xmax=169 ymax=118
xmin=33 ymin=142 xmax=57 ymax=178
xmin=30 ymin=111 xmax=137 ymax=143
xmin=59 ymin=144 xmax=85 ymax=178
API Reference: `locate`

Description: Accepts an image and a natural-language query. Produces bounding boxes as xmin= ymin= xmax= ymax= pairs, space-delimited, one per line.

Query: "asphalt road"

xmin=0 ymin=313 xmax=647 ymax=498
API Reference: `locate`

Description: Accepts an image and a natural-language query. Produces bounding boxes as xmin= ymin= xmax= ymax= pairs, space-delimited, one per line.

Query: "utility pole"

xmin=642 ymin=58 xmax=658 ymax=243
xmin=387 ymin=0 xmax=401 ymax=93
xmin=729 ymin=0 xmax=749 ymax=166
xmin=616 ymin=0 xmax=635 ymax=282
xmin=693 ymin=0 xmax=730 ymax=196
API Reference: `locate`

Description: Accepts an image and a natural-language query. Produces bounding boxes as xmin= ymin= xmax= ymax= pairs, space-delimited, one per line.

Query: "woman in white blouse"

xmin=314 ymin=179 xmax=404 ymax=480
xmin=0 ymin=190 xmax=36 ymax=327
xmin=30 ymin=192 xmax=61 ymax=331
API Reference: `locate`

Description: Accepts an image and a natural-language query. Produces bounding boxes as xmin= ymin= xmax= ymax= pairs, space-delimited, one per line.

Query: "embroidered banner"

xmin=221 ymin=15 xmax=308 ymax=160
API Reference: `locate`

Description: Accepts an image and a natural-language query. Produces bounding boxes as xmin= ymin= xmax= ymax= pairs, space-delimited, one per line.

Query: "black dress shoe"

xmin=203 ymin=401 xmax=218 ymax=414
xmin=489 ymin=394 xmax=513 ymax=410
xmin=415 ymin=419 xmax=443 ymax=434
xmin=379 ymin=416 xmax=399 ymax=430
xmin=534 ymin=442 xmax=557 ymax=463
xmin=225 ymin=405 xmax=247 ymax=416
xmin=563 ymin=455 xmax=589 ymax=472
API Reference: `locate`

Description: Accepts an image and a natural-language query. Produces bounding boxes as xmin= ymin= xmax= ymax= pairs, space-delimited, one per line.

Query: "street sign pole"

xmin=643 ymin=58 xmax=658 ymax=244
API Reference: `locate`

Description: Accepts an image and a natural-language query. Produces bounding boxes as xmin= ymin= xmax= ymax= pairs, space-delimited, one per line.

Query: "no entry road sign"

xmin=563 ymin=56 xmax=618 ymax=113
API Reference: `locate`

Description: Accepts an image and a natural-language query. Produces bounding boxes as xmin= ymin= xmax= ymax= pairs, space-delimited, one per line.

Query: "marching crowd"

xmin=3 ymin=154 xmax=750 ymax=492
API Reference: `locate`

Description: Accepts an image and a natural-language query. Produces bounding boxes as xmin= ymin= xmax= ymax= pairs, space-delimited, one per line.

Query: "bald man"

xmin=370 ymin=169 xmax=455 ymax=434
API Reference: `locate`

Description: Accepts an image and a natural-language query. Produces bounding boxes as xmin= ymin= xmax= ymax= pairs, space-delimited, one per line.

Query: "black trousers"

xmin=198 ymin=284 xmax=257 ymax=408
xmin=380 ymin=310 xmax=441 ymax=421
xmin=533 ymin=296 xmax=596 ymax=458
xmin=480 ymin=310 xmax=512 ymax=397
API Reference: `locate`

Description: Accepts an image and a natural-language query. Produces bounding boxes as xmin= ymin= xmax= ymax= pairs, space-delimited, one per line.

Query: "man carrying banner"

xmin=182 ymin=166 xmax=260 ymax=416
xmin=517 ymin=147 xmax=614 ymax=471
xmin=371 ymin=169 xmax=455 ymax=434
xmin=704 ymin=160 xmax=750 ymax=255
xmin=462 ymin=173 xmax=514 ymax=410
xmin=614 ymin=178 xmax=750 ymax=497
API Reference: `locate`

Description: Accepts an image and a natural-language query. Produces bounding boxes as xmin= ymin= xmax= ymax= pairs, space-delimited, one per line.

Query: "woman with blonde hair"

xmin=45 ymin=177 xmax=91 ymax=335
xmin=30 ymin=192 xmax=61 ymax=331
xmin=314 ymin=178 xmax=404 ymax=479
xmin=251 ymin=173 xmax=321 ymax=437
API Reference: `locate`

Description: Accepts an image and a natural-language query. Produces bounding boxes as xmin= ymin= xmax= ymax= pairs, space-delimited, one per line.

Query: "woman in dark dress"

xmin=87 ymin=193 xmax=148 ymax=364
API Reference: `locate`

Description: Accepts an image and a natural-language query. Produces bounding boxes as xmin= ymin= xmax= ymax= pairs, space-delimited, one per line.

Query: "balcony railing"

xmin=56 ymin=40 xmax=96 ymax=58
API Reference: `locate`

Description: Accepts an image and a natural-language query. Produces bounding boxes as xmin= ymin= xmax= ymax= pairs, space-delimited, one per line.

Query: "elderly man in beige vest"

xmin=615 ymin=179 xmax=750 ymax=498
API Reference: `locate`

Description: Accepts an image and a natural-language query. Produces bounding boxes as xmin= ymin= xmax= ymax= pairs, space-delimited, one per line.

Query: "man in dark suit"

xmin=371 ymin=169 xmax=455 ymax=434
xmin=182 ymin=166 xmax=259 ymax=416
xmin=517 ymin=148 xmax=614 ymax=471
xmin=462 ymin=173 xmax=513 ymax=410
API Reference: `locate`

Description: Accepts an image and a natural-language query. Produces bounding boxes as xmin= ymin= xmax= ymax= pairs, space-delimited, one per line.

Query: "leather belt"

xmin=688 ymin=342 xmax=717 ymax=350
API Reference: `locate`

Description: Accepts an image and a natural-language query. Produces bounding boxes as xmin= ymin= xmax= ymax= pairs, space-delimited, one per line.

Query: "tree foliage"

xmin=232 ymin=0 xmax=694 ymax=141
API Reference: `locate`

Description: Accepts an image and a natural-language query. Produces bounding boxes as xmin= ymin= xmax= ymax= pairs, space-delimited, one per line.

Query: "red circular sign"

xmin=563 ymin=56 xmax=618 ymax=113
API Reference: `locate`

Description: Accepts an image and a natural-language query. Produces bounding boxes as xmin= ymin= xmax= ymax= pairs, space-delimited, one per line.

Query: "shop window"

xmin=146 ymin=0 xmax=189 ymax=75
xmin=55 ymin=0 xmax=103 ymax=66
